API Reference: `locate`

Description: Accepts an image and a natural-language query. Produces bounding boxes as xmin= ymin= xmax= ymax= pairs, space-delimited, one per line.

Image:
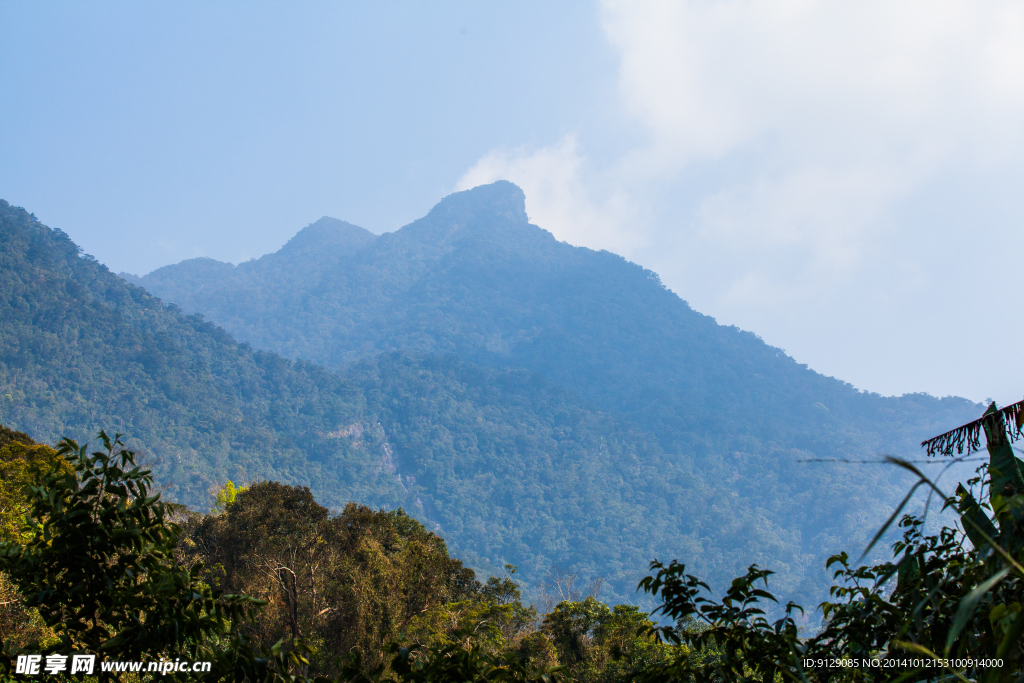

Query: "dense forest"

xmin=127 ymin=183 xmax=980 ymax=605
xmin=5 ymin=410 xmax=1024 ymax=682
xmin=3 ymin=187 xmax=1023 ymax=680
xmin=0 ymin=200 xmax=404 ymax=511
xmin=0 ymin=427 xmax=673 ymax=682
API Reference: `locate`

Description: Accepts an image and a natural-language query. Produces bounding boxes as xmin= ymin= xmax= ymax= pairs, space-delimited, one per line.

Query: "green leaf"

xmin=946 ymin=566 xmax=1010 ymax=653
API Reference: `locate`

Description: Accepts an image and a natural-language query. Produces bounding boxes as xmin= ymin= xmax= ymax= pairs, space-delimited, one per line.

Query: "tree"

xmin=213 ymin=481 xmax=249 ymax=514
xmin=183 ymin=483 xmax=486 ymax=678
xmin=541 ymin=597 xmax=673 ymax=683
xmin=635 ymin=400 xmax=1024 ymax=682
xmin=337 ymin=626 xmax=564 ymax=683
xmin=0 ymin=425 xmax=67 ymax=538
xmin=0 ymin=432 xmax=268 ymax=681
xmin=0 ymin=425 xmax=67 ymax=648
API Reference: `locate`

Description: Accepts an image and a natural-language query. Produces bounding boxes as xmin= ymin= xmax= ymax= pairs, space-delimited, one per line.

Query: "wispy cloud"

xmin=455 ymin=135 xmax=642 ymax=255
xmin=457 ymin=0 xmax=1024 ymax=400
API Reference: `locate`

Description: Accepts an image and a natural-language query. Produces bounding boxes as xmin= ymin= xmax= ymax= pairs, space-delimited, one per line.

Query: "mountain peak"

xmin=429 ymin=181 xmax=528 ymax=226
xmin=278 ymin=217 xmax=376 ymax=256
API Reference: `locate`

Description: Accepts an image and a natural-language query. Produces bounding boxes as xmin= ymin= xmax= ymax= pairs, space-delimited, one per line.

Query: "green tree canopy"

xmin=0 ymin=432 xmax=267 ymax=681
xmin=635 ymin=402 xmax=1024 ymax=682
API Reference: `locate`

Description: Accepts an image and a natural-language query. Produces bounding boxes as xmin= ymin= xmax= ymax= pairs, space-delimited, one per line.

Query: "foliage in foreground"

xmin=0 ymin=426 xmax=66 ymax=647
xmin=180 ymin=480 xmax=669 ymax=682
xmin=634 ymin=402 xmax=1024 ymax=682
xmin=0 ymin=432 xmax=273 ymax=682
xmin=8 ymin=400 xmax=1024 ymax=683
xmin=2 ymin=428 xmax=633 ymax=682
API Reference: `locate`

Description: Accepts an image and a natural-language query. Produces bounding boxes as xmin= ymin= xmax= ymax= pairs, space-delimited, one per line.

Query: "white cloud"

xmin=455 ymin=135 xmax=641 ymax=255
xmin=604 ymin=0 xmax=1024 ymax=165
xmin=602 ymin=0 xmax=1024 ymax=289
xmin=457 ymin=0 xmax=1024 ymax=399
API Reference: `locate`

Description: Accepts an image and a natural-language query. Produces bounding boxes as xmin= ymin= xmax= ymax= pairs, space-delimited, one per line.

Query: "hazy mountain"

xmin=0 ymin=198 xmax=713 ymax=606
xmin=1 ymin=185 xmax=982 ymax=611
xmin=129 ymin=181 xmax=982 ymax=608
xmin=135 ymin=182 xmax=974 ymax=456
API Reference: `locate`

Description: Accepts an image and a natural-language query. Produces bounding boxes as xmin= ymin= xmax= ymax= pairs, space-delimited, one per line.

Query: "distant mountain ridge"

xmin=0 ymin=197 xmax=725 ymax=607
xmin=136 ymin=180 xmax=976 ymax=456
xmin=129 ymin=181 xmax=982 ymax=610
xmin=1 ymin=184 xmax=982 ymax=613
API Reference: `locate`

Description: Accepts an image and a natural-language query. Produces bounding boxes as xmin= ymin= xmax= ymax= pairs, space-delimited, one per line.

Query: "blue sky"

xmin=3 ymin=1 xmax=1024 ymax=405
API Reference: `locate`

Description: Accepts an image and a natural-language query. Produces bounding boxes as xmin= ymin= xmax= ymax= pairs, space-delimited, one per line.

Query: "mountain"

xmin=135 ymin=182 xmax=973 ymax=454
xmin=0 ymin=198 xmax=708 ymax=606
xmin=3 ymin=185 xmax=981 ymax=611
xmin=0 ymin=200 xmax=406 ymax=510
xmin=129 ymin=181 xmax=981 ymax=607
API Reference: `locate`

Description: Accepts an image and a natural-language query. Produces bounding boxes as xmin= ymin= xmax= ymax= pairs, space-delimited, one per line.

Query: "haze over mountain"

xmin=133 ymin=181 xmax=978 ymax=463
xmin=127 ymin=181 xmax=981 ymax=605
xmin=0 ymin=194 xmax=816 ymax=607
xmin=0 ymin=184 xmax=981 ymax=612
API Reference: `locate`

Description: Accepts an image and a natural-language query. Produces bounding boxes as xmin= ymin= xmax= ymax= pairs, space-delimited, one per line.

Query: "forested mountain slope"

xmin=2 ymin=188 xmax=982 ymax=611
xmin=135 ymin=182 xmax=975 ymax=455
xmin=0 ymin=199 xmax=715 ymax=606
xmin=0 ymin=200 xmax=402 ymax=510
xmin=129 ymin=182 xmax=982 ymax=608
